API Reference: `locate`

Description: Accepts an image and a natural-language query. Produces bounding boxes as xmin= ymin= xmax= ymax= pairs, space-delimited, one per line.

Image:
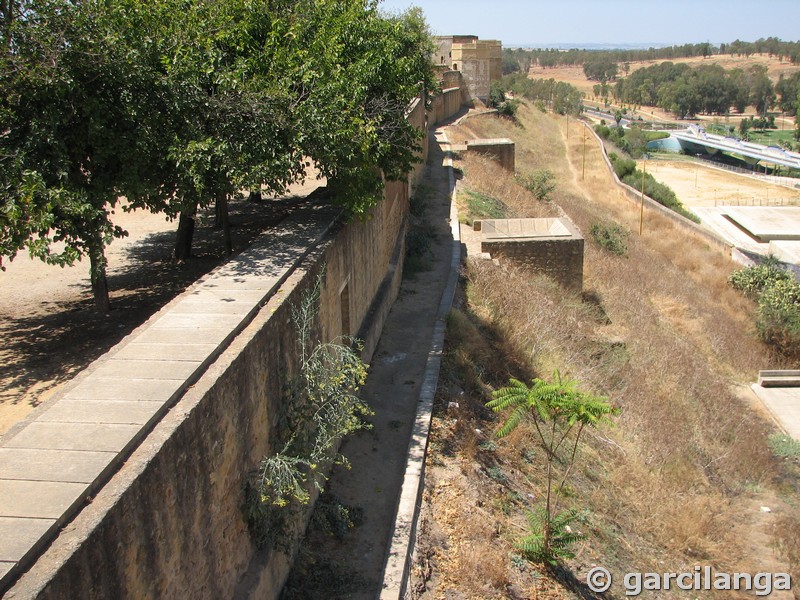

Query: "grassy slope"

xmin=413 ymin=104 xmax=800 ymax=599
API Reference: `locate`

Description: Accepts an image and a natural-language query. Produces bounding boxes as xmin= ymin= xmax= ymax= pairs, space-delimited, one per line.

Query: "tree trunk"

xmin=247 ymin=188 xmax=262 ymax=202
xmin=174 ymin=204 xmax=197 ymax=261
xmin=218 ymin=192 xmax=232 ymax=255
xmin=88 ymin=236 xmax=111 ymax=314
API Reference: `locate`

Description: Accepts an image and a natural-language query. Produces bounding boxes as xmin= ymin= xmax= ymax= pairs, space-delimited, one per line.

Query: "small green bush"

xmin=728 ymin=256 xmax=792 ymax=299
xmin=768 ymin=433 xmax=800 ymax=460
xmin=594 ymin=124 xmax=611 ymax=139
xmin=756 ymin=278 xmax=800 ymax=352
xmin=590 ymin=222 xmax=629 ymax=256
xmin=516 ymin=170 xmax=556 ymax=201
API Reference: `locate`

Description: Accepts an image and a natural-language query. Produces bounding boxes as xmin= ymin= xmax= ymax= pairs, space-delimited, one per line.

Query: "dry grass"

xmin=414 ymin=101 xmax=800 ymax=599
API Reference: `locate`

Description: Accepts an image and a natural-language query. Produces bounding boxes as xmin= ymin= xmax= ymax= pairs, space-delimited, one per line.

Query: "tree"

xmin=488 ymin=372 xmax=616 ymax=564
xmin=1 ymin=0 xmax=176 ymax=312
xmin=748 ymin=64 xmax=776 ymax=117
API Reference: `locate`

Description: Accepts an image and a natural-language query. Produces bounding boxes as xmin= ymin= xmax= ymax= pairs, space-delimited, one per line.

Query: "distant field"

xmin=528 ymin=54 xmax=800 ymax=96
xmin=644 ymin=155 xmax=800 ymax=208
xmin=528 ymin=54 xmax=800 ymax=124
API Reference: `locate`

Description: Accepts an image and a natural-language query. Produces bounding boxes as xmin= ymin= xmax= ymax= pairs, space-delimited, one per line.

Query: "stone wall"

xmin=5 ymin=182 xmax=408 ymax=600
xmin=481 ymin=219 xmax=584 ymax=292
xmin=3 ymin=87 xmax=457 ymax=600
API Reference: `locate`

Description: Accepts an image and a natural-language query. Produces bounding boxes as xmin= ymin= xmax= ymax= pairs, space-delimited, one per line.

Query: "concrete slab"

xmin=725 ymin=207 xmax=800 ymax=242
xmin=168 ymin=301 xmax=253 ymax=315
xmin=93 ymin=359 xmax=201 ymax=380
xmin=0 ymin=448 xmax=114 ymax=483
xmin=181 ymin=288 xmax=267 ymax=303
xmin=770 ymin=240 xmax=800 ymax=264
xmin=0 ymin=480 xmax=86 ymax=519
xmin=62 ymin=377 xmax=184 ymax=402
xmin=0 ymin=517 xmax=56 ymax=561
xmin=37 ymin=400 xmax=163 ymax=425
xmin=196 ymin=277 xmax=273 ymax=292
xmin=692 ymin=207 xmax=768 ymax=254
xmin=114 ymin=343 xmax=218 ymax=362
xmin=151 ymin=313 xmax=244 ymax=330
xmin=133 ymin=327 xmax=233 ymax=346
xmin=751 ymin=384 xmax=800 ymax=439
xmin=0 ymin=562 xmax=13 ymax=582
xmin=4 ymin=422 xmax=141 ymax=452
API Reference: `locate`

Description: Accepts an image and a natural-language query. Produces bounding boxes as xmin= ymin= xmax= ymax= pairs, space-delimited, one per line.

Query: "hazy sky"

xmin=378 ymin=0 xmax=800 ymax=47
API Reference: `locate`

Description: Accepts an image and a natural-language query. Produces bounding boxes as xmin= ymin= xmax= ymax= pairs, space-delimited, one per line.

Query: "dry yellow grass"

xmin=414 ymin=102 xmax=800 ymax=599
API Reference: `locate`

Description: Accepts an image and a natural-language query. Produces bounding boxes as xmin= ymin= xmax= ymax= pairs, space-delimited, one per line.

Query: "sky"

xmin=377 ymin=0 xmax=800 ymax=48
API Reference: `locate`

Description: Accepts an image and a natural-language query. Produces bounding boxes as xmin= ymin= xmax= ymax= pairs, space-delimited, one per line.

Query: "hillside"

xmin=410 ymin=103 xmax=800 ymax=599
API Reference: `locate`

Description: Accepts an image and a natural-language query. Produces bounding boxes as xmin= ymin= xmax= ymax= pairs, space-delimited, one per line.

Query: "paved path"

xmin=751 ymin=384 xmax=800 ymax=440
xmin=0 ymin=201 xmax=339 ymax=593
xmin=284 ymin=125 xmax=457 ymax=598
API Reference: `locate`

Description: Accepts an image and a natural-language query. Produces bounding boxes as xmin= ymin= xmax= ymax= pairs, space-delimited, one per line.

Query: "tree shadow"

xmin=0 ymin=193 xmax=313 ymax=415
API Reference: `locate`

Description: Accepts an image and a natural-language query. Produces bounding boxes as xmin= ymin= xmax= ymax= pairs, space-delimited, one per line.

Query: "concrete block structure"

xmin=466 ymin=138 xmax=515 ymax=171
xmin=476 ymin=218 xmax=584 ymax=292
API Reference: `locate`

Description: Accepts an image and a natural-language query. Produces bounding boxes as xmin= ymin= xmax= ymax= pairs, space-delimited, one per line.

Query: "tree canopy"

xmin=1 ymin=0 xmax=435 ymax=311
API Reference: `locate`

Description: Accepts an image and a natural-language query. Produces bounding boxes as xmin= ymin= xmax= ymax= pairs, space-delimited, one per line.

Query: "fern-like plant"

xmin=516 ymin=506 xmax=586 ymax=565
xmin=487 ymin=371 xmax=615 ymax=563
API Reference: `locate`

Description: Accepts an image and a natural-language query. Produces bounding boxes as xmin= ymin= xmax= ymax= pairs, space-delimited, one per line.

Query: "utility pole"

xmin=639 ymin=154 xmax=648 ymax=236
xmin=582 ymin=126 xmax=587 ymax=180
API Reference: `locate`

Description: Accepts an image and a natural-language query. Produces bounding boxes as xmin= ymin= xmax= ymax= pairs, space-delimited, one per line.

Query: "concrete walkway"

xmin=751 ymin=384 xmax=800 ymax=440
xmin=284 ymin=125 xmax=458 ymax=598
xmin=0 ymin=200 xmax=339 ymax=592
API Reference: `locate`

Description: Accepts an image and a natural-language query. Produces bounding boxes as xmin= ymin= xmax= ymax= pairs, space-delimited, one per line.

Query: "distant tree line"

xmin=501 ymin=73 xmax=583 ymax=116
xmin=611 ymin=62 xmax=795 ymax=119
xmin=0 ymin=0 xmax=435 ymax=312
xmin=502 ymin=37 xmax=800 ymax=75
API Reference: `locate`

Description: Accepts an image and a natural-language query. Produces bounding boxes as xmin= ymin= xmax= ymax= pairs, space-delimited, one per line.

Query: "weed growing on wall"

xmin=243 ymin=271 xmax=371 ymax=550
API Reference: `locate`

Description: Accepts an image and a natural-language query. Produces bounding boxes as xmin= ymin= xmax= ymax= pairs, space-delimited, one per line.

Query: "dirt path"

xmin=282 ymin=126 xmax=456 ymax=598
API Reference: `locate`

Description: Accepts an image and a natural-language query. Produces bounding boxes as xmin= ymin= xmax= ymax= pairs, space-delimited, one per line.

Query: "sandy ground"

xmin=0 ymin=178 xmax=322 ymax=436
xmin=643 ymin=157 xmax=800 ymax=208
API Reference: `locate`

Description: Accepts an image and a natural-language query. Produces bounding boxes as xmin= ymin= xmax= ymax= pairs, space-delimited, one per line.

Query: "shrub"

xmin=516 ymin=170 xmax=557 ymax=201
xmin=728 ymin=256 xmax=792 ymax=299
xmin=590 ymin=222 xmax=629 ymax=256
xmin=756 ymin=278 xmax=800 ymax=353
xmin=594 ymin=124 xmax=611 ymax=139
xmin=609 ymin=153 xmax=636 ymax=179
xmin=498 ymin=99 xmax=520 ymax=119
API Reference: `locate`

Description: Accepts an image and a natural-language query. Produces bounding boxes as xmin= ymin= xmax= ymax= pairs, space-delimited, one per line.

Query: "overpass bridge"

xmin=671 ymin=125 xmax=800 ymax=170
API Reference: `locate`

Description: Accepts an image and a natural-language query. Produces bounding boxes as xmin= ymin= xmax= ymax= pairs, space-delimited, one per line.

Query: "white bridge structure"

xmin=671 ymin=125 xmax=800 ymax=170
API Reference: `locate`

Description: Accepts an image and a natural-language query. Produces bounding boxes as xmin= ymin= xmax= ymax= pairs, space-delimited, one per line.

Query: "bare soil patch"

xmin=645 ymin=157 xmax=800 ymax=208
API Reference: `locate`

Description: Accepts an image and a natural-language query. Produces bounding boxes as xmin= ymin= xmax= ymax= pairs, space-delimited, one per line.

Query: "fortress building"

xmin=434 ymin=35 xmax=501 ymax=103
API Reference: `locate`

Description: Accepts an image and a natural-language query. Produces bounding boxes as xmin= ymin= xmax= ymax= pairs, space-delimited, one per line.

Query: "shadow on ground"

xmin=0 ymin=196 xmax=301 ymax=413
